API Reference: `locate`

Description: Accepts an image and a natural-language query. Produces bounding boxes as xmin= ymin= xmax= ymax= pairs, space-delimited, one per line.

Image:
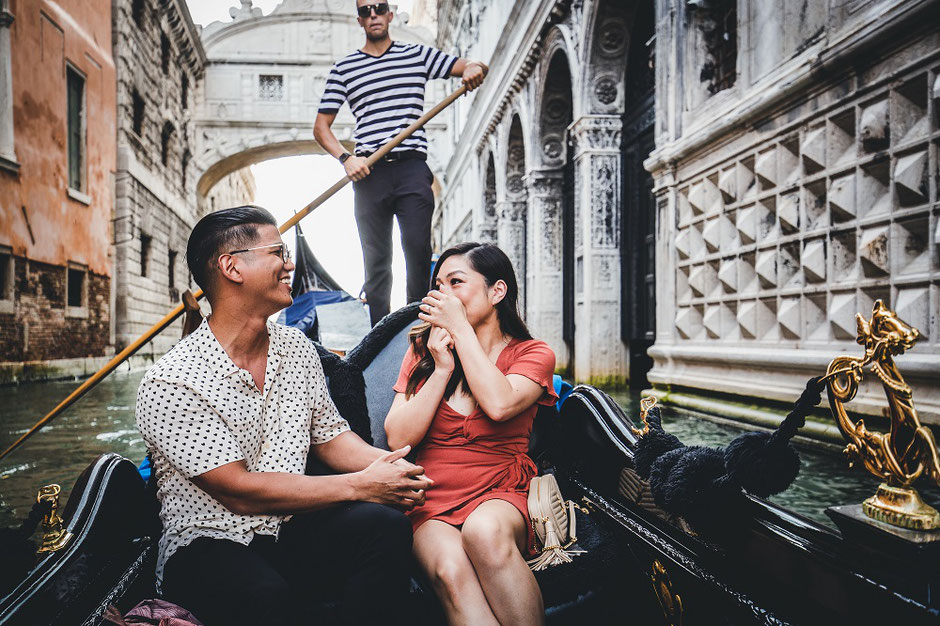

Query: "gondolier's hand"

xmin=344 ymin=155 xmax=371 ymax=181
xmin=419 ymin=290 xmax=470 ymax=337
xmin=462 ymin=62 xmax=486 ymax=91
xmin=354 ymin=446 xmax=433 ymax=511
xmin=427 ymin=326 xmax=455 ymax=372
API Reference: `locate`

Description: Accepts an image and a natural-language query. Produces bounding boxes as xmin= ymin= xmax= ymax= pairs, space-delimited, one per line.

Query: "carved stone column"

xmin=570 ymin=115 xmax=627 ymax=384
xmin=496 ymin=199 xmax=526 ymax=313
xmin=525 ymin=169 xmax=566 ymax=369
xmin=0 ymin=0 xmax=17 ymax=171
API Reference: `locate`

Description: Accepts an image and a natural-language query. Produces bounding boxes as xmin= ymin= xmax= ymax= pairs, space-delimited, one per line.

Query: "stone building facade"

xmin=0 ymin=0 xmax=117 ymax=378
xmin=432 ymin=0 xmax=648 ymax=383
xmin=112 ymin=0 xmax=255 ymax=356
xmin=646 ymin=0 xmax=940 ymax=424
xmin=430 ymin=0 xmax=940 ymax=425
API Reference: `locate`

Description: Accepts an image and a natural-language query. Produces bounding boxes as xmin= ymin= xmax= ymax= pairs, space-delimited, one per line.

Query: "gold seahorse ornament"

xmin=825 ymin=299 xmax=940 ymax=530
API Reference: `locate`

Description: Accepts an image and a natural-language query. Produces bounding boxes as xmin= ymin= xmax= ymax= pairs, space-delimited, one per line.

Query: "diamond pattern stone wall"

xmin=655 ymin=52 xmax=940 ymax=422
xmin=672 ymin=64 xmax=939 ymax=356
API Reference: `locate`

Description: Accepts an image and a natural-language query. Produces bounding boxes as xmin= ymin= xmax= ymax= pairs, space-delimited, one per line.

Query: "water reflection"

xmin=0 ymin=371 xmax=148 ymax=528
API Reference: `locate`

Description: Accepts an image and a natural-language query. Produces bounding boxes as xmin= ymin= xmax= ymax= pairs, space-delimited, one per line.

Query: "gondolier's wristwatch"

xmin=339 ymin=152 xmax=352 ymax=164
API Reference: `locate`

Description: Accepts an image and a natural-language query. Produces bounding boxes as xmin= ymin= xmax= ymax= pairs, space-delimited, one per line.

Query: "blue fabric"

xmin=138 ymin=455 xmax=152 ymax=482
xmin=278 ymin=291 xmax=352 ymax=336
xmin=553 ymin=374 xmax=573 ymax=411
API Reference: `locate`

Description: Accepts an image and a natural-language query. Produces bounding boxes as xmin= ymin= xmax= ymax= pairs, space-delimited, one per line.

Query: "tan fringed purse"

xmin=526 ymin=474 xmax=586 ymax=571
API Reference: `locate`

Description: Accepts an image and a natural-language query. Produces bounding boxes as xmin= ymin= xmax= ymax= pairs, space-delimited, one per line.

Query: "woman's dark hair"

xmin=186 ymin=205 xmax=278 ymax=295
xmin=405 ymin=242 xmax=531 ymax=399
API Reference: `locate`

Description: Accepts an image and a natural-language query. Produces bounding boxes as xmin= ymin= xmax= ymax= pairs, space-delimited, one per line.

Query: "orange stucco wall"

xmin=0 ymin=0 xmax=116 ymax=276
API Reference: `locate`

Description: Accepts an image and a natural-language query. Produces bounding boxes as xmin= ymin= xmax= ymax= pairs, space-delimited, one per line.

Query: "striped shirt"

xmin=318 ymin=42 xmax=458 ymax=155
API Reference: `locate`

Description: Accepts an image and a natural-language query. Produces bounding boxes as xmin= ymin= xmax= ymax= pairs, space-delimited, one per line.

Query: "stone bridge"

xmin=193 ymin=0 xmax=444 ymax=204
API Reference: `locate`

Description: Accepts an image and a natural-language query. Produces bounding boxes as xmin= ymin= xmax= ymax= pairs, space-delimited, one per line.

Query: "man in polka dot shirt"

xmin=136 ymin=205 xmax=431 ymax=625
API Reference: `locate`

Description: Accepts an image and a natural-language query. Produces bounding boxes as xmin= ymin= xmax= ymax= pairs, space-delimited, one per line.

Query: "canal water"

xmin=1 ymin=374 xmax=936 ymax=530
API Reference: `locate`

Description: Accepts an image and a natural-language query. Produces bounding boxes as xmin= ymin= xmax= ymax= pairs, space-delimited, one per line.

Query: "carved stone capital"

xmin=497 ymin=200 xmax=526 ymax=222
xmin=570 ymin=115 xmax=622 ymax=153
xmin=525 ymin=170 xmax=563 ymax=196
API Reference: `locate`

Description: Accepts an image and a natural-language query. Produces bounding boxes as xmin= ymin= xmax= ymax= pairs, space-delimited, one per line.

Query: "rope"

xmin=767 ymin=376 xmax=825 ymax=446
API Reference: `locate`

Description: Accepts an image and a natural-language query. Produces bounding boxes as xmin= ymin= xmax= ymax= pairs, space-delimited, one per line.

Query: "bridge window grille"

xmin=259 ymin=75 xmax=284 ymax=101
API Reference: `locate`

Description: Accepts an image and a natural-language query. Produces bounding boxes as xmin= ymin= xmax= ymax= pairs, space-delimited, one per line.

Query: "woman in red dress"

xmin=385 ymin=242 xmax=557 ymax=625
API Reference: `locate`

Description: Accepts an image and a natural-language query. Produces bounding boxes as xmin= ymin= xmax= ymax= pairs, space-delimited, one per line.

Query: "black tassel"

xmin=634 ymin=376 xmax=825 ymax=528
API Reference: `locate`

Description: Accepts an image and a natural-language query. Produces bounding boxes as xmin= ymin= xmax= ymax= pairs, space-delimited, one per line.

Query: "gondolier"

xmin=314 ymin=0 xmax=487 ymax=327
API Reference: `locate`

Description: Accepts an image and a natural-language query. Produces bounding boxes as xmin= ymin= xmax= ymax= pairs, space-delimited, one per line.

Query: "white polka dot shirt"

xmin=135 ymin=317 xmax=349 ymax=588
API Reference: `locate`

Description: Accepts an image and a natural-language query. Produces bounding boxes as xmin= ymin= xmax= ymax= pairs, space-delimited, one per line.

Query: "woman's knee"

xmin=461 ymin=514 xmax=517 ymax=568
xmin=428 ymin=555 xmax=476 ymax=602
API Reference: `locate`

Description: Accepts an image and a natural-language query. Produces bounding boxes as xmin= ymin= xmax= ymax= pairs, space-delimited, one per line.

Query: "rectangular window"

xmin=181 ymin=74 xmax=189 ymax=110
xmin=66 ymin=263 xmax=88 ymax=317
xmin=168 ymin=249 xmax=177 ymax=290
xmin=161 ymin=33 xmax=171 ymax=74
xmin=132 ymin=89 xmax=145 ymax=136
xmin=259 ymin=75 xmax=284 ymax=101
xmin=66 ymin=65 xmax=86 ymax=192
xmin=133 ymin=0 xmax=146 ymax=28
xmin=0 ymin=247 xmax=13 ymax=313
xmin=140 ymin=233 xmax=152 ymax=277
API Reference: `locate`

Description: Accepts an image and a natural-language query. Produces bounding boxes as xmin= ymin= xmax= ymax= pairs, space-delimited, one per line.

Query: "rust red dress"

xmin=393 ymin=338 xmax=558 ymax=555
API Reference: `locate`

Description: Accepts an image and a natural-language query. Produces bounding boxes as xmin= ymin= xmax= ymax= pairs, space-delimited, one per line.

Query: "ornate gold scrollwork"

xmin=824 ymin=300 xmax=940 ymax=530
xmin=633 ymin=395 xmax=658 ymax=437
xmin=36 ymin=484 xmax=72 ymax=553
xmin=649 ymin=559 xmax=683 ymax=626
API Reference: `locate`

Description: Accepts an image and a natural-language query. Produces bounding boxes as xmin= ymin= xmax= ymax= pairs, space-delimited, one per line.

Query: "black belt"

xmin=357 ymin=150 xmax=427 ymax=163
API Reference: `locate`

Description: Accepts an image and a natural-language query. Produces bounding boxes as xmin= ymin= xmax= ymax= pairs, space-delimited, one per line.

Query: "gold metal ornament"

xmin=633 ymin=395 xmax=658 ymax=437
xmin=650 ymin=559 xmax=683 ymax=626
xmin=824 ymin=300 xmax=940 ymax=530
xmin=36 ymin=484 xmax=73 ymax=553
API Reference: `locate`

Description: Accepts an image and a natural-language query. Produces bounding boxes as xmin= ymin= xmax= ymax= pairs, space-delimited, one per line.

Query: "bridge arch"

xmin=193 ymin=0 xmax=440 ymax=199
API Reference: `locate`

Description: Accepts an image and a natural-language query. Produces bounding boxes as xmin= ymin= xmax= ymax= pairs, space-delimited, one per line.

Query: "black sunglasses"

xmin=357 ymin=3 xmax=389 ymax=18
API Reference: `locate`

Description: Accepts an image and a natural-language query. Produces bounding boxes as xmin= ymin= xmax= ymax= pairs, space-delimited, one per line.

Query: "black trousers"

xmin=353 ymin=158 xmax=434 ymax=327
xmin=161 ymin=502 xmax=412 ymax=626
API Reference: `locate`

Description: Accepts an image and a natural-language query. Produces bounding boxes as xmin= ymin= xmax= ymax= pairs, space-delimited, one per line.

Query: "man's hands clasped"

xmin=354 ymin=446 xmax=433 ymax=511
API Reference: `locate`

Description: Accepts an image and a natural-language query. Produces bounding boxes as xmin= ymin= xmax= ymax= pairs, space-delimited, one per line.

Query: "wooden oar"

xmin=0 ymin=83 xmax=469 ymax=463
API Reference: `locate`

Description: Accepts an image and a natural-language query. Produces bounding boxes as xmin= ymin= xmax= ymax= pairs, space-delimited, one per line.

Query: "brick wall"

xmin=0 ymin=257 xmax=110 ymax=361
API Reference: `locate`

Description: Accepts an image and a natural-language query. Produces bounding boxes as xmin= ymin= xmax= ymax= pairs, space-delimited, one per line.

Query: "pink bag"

xmin=102 ymin=599 xmax=203 ymax=626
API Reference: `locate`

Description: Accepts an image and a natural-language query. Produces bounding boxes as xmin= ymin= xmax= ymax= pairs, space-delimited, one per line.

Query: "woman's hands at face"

xmin=418 ymin=290 xmax=470 ymax=336
xmin=426 ymin=326 xmax=455 ymax=372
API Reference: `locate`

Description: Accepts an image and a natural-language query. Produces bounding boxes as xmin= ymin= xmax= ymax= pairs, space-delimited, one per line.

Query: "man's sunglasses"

xmin=227 ymin=242 xmax=292 ymax=264
xmin=357 ymin=3 xmax=389 ymax=18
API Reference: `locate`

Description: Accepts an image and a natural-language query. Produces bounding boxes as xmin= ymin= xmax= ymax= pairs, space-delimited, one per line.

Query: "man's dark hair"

xmin=186 ymin=205 xmax=278 ymax=294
